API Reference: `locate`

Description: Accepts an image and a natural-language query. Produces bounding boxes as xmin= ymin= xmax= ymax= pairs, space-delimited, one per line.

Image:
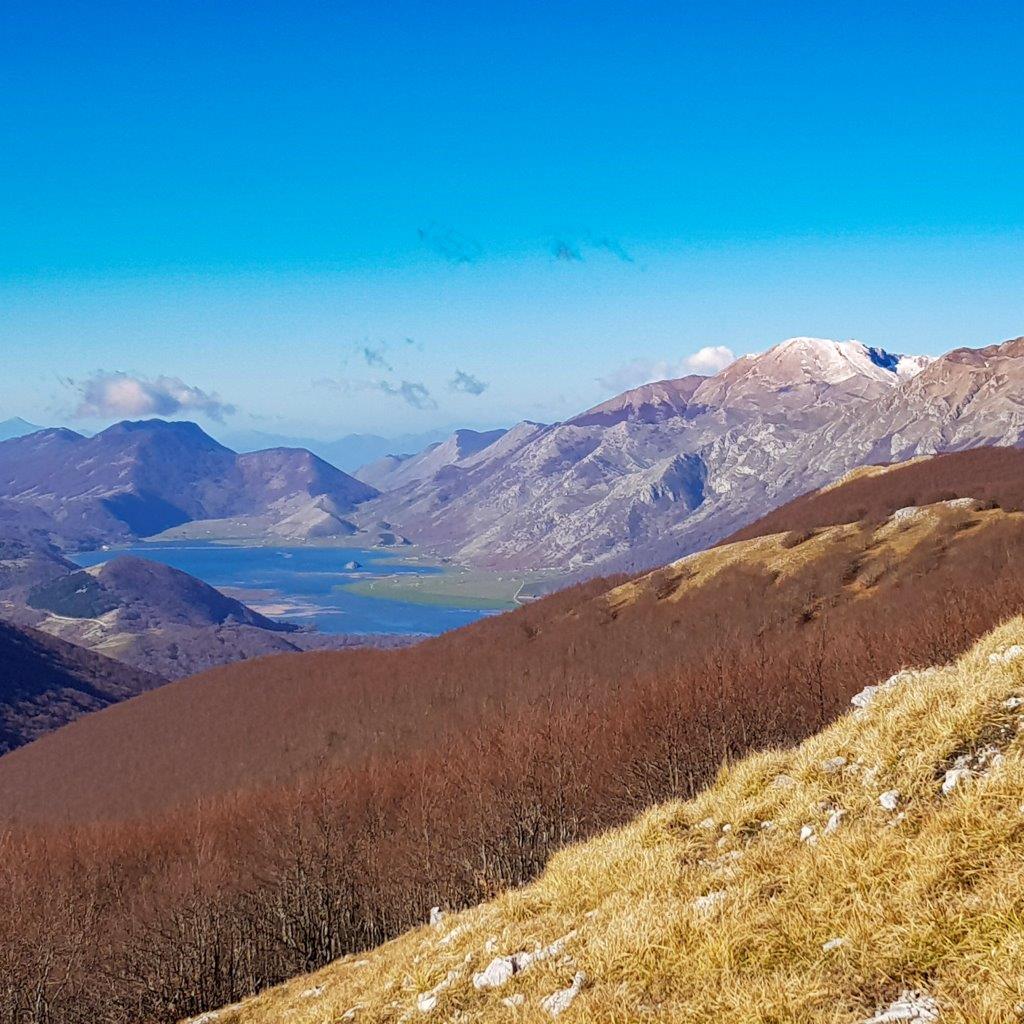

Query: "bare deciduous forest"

xmin=4 ymin=453 xmax=1024 ymax=1023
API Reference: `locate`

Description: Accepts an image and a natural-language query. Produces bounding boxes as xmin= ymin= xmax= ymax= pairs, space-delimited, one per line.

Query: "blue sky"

xmin=3 ymin=1 xmax=1024 ymax=437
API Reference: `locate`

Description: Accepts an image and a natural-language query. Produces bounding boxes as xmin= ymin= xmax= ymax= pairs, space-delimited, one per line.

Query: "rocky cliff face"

xmin=354 ymin=336 xmax=1023 ymax=571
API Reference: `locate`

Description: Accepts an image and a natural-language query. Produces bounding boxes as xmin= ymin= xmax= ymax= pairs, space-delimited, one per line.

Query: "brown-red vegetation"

xmin=723 ymin=446 xmax=1024 ymax=543
xmin=4 ymin=452 xmax=1024 ymax=1023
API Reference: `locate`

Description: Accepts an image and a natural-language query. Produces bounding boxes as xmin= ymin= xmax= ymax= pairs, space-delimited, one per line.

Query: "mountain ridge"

xmin=352 ymin=335 xmax=1022 ymax=571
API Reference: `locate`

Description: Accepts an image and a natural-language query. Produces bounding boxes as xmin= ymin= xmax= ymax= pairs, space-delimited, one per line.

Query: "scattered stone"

xmin=990 ymin=646 xmax=1024 ymax=665
xmin=502 ymin=994 xmax=525 ymax=1008
xmin=820 ymin=756 xmax=847 ymax=774
xmin=799 ymin=824 xmax=818 ymax=846
xmin=760 ymin=820 xmax=775 ymax=831
xmin=879 ymin=790 xmax=901 ymax=812
xmin=417 ymin=969 xmax=459 ymax=1013
xmin=697 ymin=817 xmax=716 ymax=829
xmin=771 ymin=773 xmax=796 ymax=789
xmin=540 ymin=971 xmax=587 ymax=1018
xmin=1003 ymin=696 xmax=1024 ymax=710
xmin=472 ymin=932 xmax=578 ymax=989
xmin=429 ymin=907 xmax=445 ymax=929
xmin=862 ymin=989 xmax=940 ymax=1022
xmin=300 ymin=985 xmax=324 ymax=999
xmin=822 ymin=937 xmax=846 ymax=952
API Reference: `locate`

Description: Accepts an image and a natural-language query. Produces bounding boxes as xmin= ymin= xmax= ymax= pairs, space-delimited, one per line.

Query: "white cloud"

xmin=597 ymin=346 xmax=736 ymax=394
xmin=69 ymin=372 xmax=236 ymax=422
xmin=683 ymin=345 xmax=735 ymax=373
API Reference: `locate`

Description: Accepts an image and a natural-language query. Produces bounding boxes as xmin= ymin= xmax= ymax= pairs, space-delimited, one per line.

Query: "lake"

xmin=71 ymin=544 xmax=497 ymax=636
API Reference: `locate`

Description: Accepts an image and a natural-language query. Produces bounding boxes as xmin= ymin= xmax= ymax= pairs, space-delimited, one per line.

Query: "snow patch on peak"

xmin=764 ymin=338 xmax=929 ymax=387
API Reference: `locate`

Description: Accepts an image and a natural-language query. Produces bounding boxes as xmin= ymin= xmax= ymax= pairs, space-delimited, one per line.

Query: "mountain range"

xmin=217 ymin=427 xmax=453 ymax=472
xmin=0 ymin=418 xmax=379 ymax=548
xmin=347 ymin=336 xmax=1024 ymax=571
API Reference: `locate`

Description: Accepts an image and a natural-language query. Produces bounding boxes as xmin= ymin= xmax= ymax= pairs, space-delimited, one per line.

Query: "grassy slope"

xmin=204 ymin=617 xmax=1024 ymax=1024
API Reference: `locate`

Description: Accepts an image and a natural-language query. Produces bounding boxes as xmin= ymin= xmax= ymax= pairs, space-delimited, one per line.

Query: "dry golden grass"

xmin=194 ymin=612 xmax=1024 ymax=1023
xmin=814 ymin=458 xmax=931 ymax=495
xmin=607 ymin=499 xmax=1017 ymax=611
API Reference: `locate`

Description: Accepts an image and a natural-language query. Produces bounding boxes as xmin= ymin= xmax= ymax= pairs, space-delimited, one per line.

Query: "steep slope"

xmin=2 ymin=484 xmax=1023 ymax=824
xmin=358 ymin=337 xmax=1024 ymax=573
xmin=7 ymin=555 xmax=356 ymax=680
xmin=216 ymin=618 xmax=1024 ymax=1024
xmin=355 ymin=337 xmax=949 ymax=570
xmin=724 ymin=446 xmax=1024 ymax=544
xmin=6 ymin=458 xmax=1024 ymax=1023
xmin=567 ymin=375 xmax=705 ymax=426
xmin=0 ymin=618 xmax=161 ymax=752
xmin=0 ymin=420 xmax=378 ymax=547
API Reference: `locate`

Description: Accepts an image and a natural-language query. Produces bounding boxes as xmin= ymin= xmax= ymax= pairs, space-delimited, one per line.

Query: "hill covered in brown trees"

xmin=4 ymin=447 xmax=1024 ymax=1023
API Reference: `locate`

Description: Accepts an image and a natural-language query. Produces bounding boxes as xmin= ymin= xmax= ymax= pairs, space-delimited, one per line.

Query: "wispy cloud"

xmin=417 ymin=223 xmax=482 ymax=265
xmin=66 ymin=372 xmax=236 ymax=422
xmin=448 ymin=369 xmax=489 ymax=396
xmin=360 ymin=342 xmax=393 ymax=371
xmin=376 ymin=380 xmax=437 ymax=409
xmin=551 ymin=240 xmax=583 ymax=262
xmin=684 ymin=346 xmax=735 ymax=373
xmin=550 ymin=231 xmax=635 ymax=265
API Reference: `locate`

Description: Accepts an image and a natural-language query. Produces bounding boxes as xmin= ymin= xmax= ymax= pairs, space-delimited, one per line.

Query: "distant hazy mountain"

xmin=355 ymin=428 xmax=508 ymax=489
xmin=219 ymin=427 xmax=453 ymax=472
xmin=0 ymin=417 xmax=42 ymax=442
xmin=352 ymin=336 xmax=1024 ymax=571
xmin=0 ymin=419 xmax=378 ymax=547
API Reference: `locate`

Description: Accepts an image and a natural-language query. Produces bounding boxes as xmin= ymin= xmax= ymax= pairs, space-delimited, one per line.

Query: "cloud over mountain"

xmin=684 ymin=345 xmax=736 ymax=373
xmin=67 ymin=372 xmax=236 ymax=422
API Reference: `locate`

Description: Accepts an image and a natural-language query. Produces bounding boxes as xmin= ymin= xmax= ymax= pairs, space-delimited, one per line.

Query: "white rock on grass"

xmin=941 ymin=767 xmax=972 ymax=796
xmin=1003 ymin=696 xmax=1024 ymax=709
xmin=540 ymin=971 xmax=587 ymax=1018
xmin=429 ymin=907 xmax=445 ymax=929
xmin=820 ymin=756 xmax=847 ymax=774
xmin=300 ymin=985 xmax=324 ymax=999
xmin=472 ymin=932 xmax=577 ymax=990
xmin=822 ymin=936 xmax=847 ymax=952
xmin=438 ymin=923 xmax=470 ymax=947
xmin=851 ymin=668 xmax=937 ymax=715
xmin=879 ymin=790 xmax=901 ymax=812
xmin=501 ymin=994 xmax=525 ymax=1008
xmin=891 ymin=506 xmax=927 ymax=525
xmin=799 ymin=824 xmax=818 ymax=846
xmin=771 ymin=773 xmax=796 ymax=789
xmin=989 ymin=646 xmax=1024 ymax=665
xmin=862 ymin=989 xmax=940 ymax=1022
